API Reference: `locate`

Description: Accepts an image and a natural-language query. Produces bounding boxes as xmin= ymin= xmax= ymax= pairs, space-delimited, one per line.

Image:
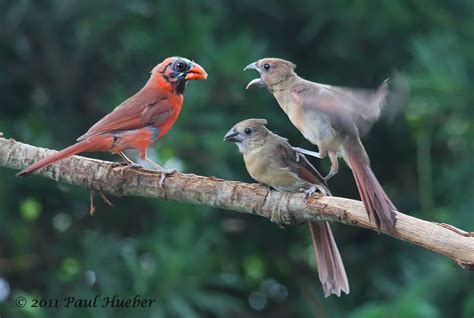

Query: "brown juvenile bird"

xmin=224 ymin=118 xmax=349 ymax=297
xmin=244 ymin=58 xmax=397 ymax=231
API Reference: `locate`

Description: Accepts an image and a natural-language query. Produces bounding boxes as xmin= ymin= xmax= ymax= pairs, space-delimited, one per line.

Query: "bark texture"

xmin=1 ymin=135 xmax=473 ymax=271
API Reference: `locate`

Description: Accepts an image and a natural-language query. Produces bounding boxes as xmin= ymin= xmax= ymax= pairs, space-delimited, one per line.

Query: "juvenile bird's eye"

xmin=174 ymin=61 xmax=186 ymax=72
xmin=244 ymin=128 xmax=253 ymax=135
xmin=263 ymin=63 xmax=270 ymax=71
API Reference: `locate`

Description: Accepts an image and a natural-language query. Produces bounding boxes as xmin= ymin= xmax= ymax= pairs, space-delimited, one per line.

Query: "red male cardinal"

xmin=244 ymin=58 xmax=396 ymax=231
xmin=17 ymin=57 xmax=207 ymax=184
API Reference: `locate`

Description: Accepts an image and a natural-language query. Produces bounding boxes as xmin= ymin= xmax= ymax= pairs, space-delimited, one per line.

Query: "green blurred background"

xmin=1 ymin=1 xmax=473 ymax=317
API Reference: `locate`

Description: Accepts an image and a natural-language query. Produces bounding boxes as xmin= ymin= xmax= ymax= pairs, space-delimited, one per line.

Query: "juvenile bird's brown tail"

xmin=16 ymin=140 xmax=95 ymax=177
xmin=344 ymin=138 xmax=397 ymax=231
xmin=309 ymin=221 xmax=349 ymax=297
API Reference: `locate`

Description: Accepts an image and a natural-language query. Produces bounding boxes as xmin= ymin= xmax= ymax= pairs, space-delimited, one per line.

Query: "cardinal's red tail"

xmin=16 ymin=140 xmax=94 ymax=177
xmin=309 ymin=221 xmax=349 ymax=297
xmin=344 ymin=138 xmax=397 ymax=231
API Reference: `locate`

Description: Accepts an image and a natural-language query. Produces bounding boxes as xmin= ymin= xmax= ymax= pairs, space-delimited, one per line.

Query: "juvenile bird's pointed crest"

xmin=250 ymin=118 xmax=268 ymax=126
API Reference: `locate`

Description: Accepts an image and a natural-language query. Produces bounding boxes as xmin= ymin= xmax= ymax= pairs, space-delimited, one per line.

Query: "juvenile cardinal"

xmin=245 ymin=58 xmax=396 ymax=231
xmin=224 ymin=118 xmax=349 ymax=297
xmin=17 ymin=57 xmax=207 ymax=184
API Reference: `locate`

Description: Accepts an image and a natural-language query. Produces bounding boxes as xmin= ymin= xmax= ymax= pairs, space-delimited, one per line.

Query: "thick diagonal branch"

xmin=0 ymin=135 xmax=473 ymax=270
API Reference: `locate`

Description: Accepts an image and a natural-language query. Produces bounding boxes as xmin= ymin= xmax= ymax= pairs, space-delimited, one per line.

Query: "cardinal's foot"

xmin=112 ymin=162 xmax=143 ymax=175
xmin=156 ymin=168 xmax=176 ymax=188
xmin=111 ymin=161 xmax=128 ymax=168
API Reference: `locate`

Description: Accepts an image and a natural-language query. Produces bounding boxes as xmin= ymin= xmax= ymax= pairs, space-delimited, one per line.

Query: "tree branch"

xmin=1 ymin=134 xmax=473 ymax=271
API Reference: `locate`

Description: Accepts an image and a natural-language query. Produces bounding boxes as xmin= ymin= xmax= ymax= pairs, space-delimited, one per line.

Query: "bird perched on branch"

xmin=224 ymin=118 xmax=349 ymax=297
xmin=244 ymin=58 xmax=397 ymax=231
xmin=17 ymin=57 xmax=207 ymax=185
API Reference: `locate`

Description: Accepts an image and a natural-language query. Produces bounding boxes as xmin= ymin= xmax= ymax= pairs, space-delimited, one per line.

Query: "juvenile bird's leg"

xmin=324 ymin=151 xmax=339 ymax=181
xmin=142 ymin=155 xmax=176 ymax=188
xmin=302 ymin=185 xmax=327 ymax=201
xmin=293 ymin=147 xmax=327 ymax=159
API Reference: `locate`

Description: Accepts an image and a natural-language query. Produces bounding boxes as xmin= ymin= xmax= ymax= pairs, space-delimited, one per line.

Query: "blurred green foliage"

xmin=0 ymin=0 xmax=473 ymax=317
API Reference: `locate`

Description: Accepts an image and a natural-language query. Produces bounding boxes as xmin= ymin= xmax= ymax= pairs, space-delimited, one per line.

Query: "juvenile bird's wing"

xmin=275 ymin=138 xmax=330 ymax=193
xmin=78 ymin=87 xmax=174 ymax=140
xmin=291 ymin=80 xmax=388 ymax=137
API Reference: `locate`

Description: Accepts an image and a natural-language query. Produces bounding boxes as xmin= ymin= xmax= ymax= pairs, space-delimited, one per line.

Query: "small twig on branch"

xmin=0 ymin=135 xmax=473 ymax=271
xmin=89 ymin=191 xmax=96 ymax=216
xmin=99 ymin=191 xmax=113 ymax=207
xmin=89 ymin=190 xmax=114 ymax=215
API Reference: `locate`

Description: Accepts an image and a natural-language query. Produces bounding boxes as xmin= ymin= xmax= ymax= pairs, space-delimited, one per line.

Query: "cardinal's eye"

xmin=263 ymin=63 xmax=271 ymax=71
xmin=244 ymin=128 xmax=253 ymax=135
xmin=174 ymin=61 xmax=186 ymax=72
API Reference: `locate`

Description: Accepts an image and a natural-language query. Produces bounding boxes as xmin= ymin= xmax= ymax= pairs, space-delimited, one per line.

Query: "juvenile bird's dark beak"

xmin=244 ymin=62 xmax=258 ymax=71
xmin=223 ymin=129 xmax=242 ymax=143
xmin=185 ymin=62 xmax=208 ymax=80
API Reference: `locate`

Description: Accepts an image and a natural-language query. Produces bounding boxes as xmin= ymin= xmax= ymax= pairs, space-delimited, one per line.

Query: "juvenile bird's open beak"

xmin=244 ymin=62 xmax=264 ymax=90
xmin=246 ymin=78 xmax=265 ymax=90
xmin=223 ymin=129 xmax=242 ymax=143
xmin=185 ymin=62 xmax=208 ymax=80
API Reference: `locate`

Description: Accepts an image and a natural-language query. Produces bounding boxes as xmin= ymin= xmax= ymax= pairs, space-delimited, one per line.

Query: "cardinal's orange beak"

xmin=185 ymin=62 xmax=208 ymax=81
